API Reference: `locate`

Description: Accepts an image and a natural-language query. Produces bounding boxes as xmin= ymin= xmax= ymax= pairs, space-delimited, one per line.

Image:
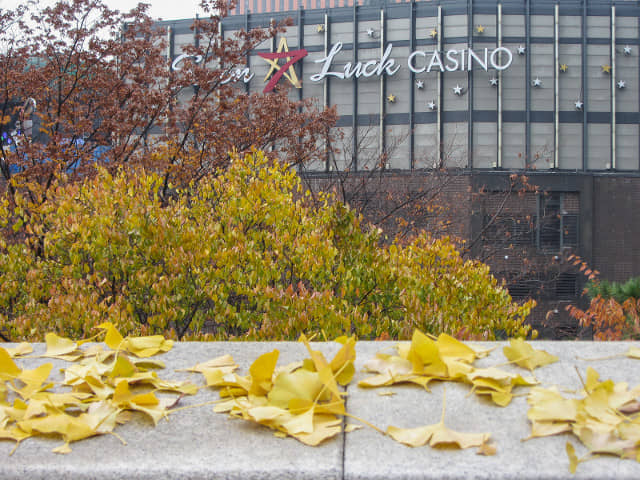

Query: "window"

xmin=536 ymin=193 xmax=578 ymax=252
xmin=503 ymin=272 xmax=578 ymax=301
xmin=480 ymin=192 xmax=579 ymax=253
xmin=482 ymin=215 xmax=536 ymax=247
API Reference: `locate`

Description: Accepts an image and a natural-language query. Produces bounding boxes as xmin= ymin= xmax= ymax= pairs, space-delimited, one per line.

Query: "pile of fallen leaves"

xmin=0 ymin=323 xmax=197 ymax=453
xmin=184 ymin=334 xmax=357 ymax=446
xmin=359 ymin=331 xmax=556 ymax=407
xmin=526 ymin=367 xmax=640 ymax=473
xmin=2 ymin=325 xmax=640 ymax=475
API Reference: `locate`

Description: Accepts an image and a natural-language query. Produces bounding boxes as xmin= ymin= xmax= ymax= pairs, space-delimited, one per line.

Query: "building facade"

xmin=160 ymin=0 xmax=640 ymax=336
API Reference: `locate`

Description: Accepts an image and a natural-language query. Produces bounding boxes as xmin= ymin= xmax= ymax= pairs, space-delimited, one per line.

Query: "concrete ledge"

xmin=2 ymin=341 xmax=640 ymax=479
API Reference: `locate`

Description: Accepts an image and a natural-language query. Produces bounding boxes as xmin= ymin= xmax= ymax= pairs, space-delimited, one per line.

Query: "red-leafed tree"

xmin=0 ymin=0 xmax=337 ymax=204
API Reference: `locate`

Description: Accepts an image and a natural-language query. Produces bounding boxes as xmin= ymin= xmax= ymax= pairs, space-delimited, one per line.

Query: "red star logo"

xmin=258 ymin=38 xmax=308 ymax=93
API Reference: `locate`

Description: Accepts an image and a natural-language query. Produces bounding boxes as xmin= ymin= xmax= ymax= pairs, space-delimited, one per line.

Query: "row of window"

xmin=482 ymin=193 xmax=578 ymax=252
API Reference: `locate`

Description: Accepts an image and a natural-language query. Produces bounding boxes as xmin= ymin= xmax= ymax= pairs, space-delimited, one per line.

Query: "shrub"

xmin=0 ymin=151 xmax=534 ymax=341
xmin=568 ymin=277 xmax=640 ymax=340
xmin=586 ymin=277 xmax=640 ymax=304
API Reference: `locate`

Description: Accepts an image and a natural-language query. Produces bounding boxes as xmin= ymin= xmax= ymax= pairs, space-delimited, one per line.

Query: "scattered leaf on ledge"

xmin=503 ymin=338 xmax=558 ymax=372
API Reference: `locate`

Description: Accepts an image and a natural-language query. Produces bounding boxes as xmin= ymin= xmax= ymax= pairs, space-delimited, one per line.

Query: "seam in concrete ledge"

xmin=341 ymin=388 xmax=347 ymax=480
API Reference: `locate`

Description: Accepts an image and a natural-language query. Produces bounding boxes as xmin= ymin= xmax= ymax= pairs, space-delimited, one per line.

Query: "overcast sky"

xmin=1 ymin=0 xmax=206 ymax=21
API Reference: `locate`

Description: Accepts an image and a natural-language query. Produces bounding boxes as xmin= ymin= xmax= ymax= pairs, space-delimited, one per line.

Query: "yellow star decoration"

xmin=601 ymin=64 xmax=611 ymax=74
xmin=387 ymin=94 xmax=396 ymax=103
xmin=262 ymin=37 xmax=302 ymax=89
xmin=476 ymin=25 xmax=485 ymax=33
xmin=560 ymin=64 xmax=568 ymax=72
xmin=316 ymin=24 xmax=325 ymax=33
xmin=430 ymin=29 xmax=438 ymax=38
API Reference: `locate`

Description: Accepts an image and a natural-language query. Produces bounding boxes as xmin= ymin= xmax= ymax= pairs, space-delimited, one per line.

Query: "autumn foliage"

xmin=0 ymin=0 xmax=336 ymax=205
xmin=567 ymin=277 xmax=640 ymax=341
xmin=0 ymin=151 xmax=533 ymax=342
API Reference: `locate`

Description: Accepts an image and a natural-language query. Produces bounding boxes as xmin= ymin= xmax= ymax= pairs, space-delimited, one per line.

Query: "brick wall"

xmin=592 ymin=176 xmax=640 ymax=282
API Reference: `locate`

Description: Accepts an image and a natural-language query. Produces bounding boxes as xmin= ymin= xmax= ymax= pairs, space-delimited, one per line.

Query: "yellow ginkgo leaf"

xmin=0 ymin=425 xmax=31 ymax=444
xmin=387 ymin=421 xmax=489 ymax=449
xmin=437 ymin=333 xmax=478 ymax=363
xmin=503 ymin=338 xmax=558 ymax=371
xmin=344 ymin=423 xmax=364 ymax=432
xmin=108 ymin=355 xmax=137 ymax=379
xmin=123 ymin=336 xmax=174 ymax=358
xmin=408 ymin=330 xmax=446 ymax=376
xmin=294 ymin=414 xmax=342 ymax=446
xmin=13 ymin=363 xmax=54 ymax=399
xmin=18 ymin=413 xmax=97 ymax=446
xmin=97 ymin=322 xmax=125 ymax=351
xmin=184 ymin=355 xmax=238 ymax=387
xmin=0 ymin=347 xmax=21 ymax=380
xmin=249 ymin=350 xmax=279 ymax=396
xmin=526 ymin=387 xmax=577 ymax=423
xmin=5 ymin=342 xmax=33 ymax=358
xmin=111 ymin=380 xmax=167 ymax=425
xmin=525 ymin=420 xmax=572 ymax=439
xmin=362 ymin=353 xmax=412 ymax=377
xmin=43 ymin=333 xmax=80 ymax=360
xmin=185 ymin=354 xmax=237 ymax=373
xmin=281 ymin=406 xmax=315 ymax=435
xmin=387 ymin=388 xmax=490 ymax=450
xmin=329 ymin=336 xmax=356 ymax=386
xmin=626 ymin=346 xmax=640 ymax=359
xmin=301 ymin=335 xmax=343 ymax=404
xmin=566 ymin=442 xmax=579 ymax=474
xmin=267 ymin=369 xmax=325 ymax=410
xmin=377 ymin=390 xmax=396 ymax=397
xmin=477 ymin=440 xmax=497 ymax=456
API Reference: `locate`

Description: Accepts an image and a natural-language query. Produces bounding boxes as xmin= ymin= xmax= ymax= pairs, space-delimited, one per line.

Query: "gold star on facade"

xmin=316 ymin=24 xmax=325 ymax=33
xmin=262 ymin=37 xmax=302 ymax=88
xmin=601 ymin=64 xmax=611 ymax=74
xmin=430 ymin=29 xmax=438 ymax=38
xmin=560 ymin=64 xmax=568 ymax=72
xmin=476 ymin=25 xmax=485 ymax=33
xmin=387 ymin=94 xmax=396 ymax=103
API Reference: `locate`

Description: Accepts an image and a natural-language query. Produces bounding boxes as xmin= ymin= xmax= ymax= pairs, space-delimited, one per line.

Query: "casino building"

xmin=160 ymin=0 xmax=640 ymax=335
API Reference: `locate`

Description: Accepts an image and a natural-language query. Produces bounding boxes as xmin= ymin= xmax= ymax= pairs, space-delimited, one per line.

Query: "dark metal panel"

xmin=559 ymin=111 xmax=585 ymax=123
xmin=468 ymin=0 xmax=473 ymax=169
xmin=336 ymin=116 xmax=353 ymax=127
xmin=385 ymin=113 xmax=411 ymax=124
xmin=525 ymin=0 xmax=531 ymax=167
xmin=298 ymin=8 xmax=304 ymax=103
xmin=415 ymin=37 xmax=442 ymax=47
xmin=386 ymin=3 xmax=413 ymax=19
xmin=616 ymin=112 xmax=640 ymax=124
xmin=530 ymin=37 xmax=556 ymax=43
xmin=473 ymin=110 xmax=499 ymax=122
xmin=352 ymin=3 xmax=359 ymax=171
xmin=357 ymin=113 xmax=382 ymax=123
xmin=582 ymin=0 xmax=587 ymax=171
xmin=530 ymin=111 xmax=555 ymax=122
xmin=586 ymin=112 xmax=612 ymax=123
xmin=442 ymin=111 xmax=470 ymax=122
xmin=409 ymin=0 xmax=416 ymax=169
xmin=414 ymin=111 xmax=438 ymax=123
xmin=503 ymin=110 xmax=527 ymax=122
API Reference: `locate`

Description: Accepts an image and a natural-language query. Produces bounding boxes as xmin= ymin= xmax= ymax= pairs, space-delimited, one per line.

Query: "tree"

xmin=0 ymin=0 xmax=336 ymax=208
xmin=301 ymin=131 xmax=586 ymax=338
xmin=0 ymin=150 xmax=534 ymax=342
